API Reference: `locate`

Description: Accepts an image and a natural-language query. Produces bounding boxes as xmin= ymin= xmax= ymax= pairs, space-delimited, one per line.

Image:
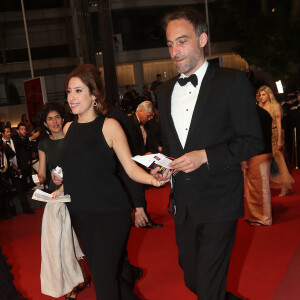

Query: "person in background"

xmin=121 ymin=85 xmax=135 ymax=114
xmin=14 ymin=122 xmax=40 ymax=190
xmin=141 ymin=85 xmax=152 ymax=102
xmin=0 ymin=138 xmax=13 ymax=220
xmin=257 ymin=85 xmax=295 ymax=196
xmin=36 ymin=101 xmax=90 ymax=300
xmin=53 ymin=64 xmax=168 ymax=299
xmin=1 ymin=124 xmax=38 ymax=214
xmin=154 ymin=7 xmax=263 ymax=300
xmin=243 ymin=104 xmax=273 ymax=226
xmin=21 ymin=113 xmax=33 ymax=135
xmin=127 ymin=100 xmax=163 ymax=229
xmin=0 ymin=113 xmax=6 ymax=130
xmin=283 ymin=91 xmax=300 ymax=168
xmin=150 ymin=74 xmax=162 ymax=108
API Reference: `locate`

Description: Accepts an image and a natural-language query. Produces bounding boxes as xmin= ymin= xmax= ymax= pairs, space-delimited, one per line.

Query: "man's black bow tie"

xmin=177 ymin=74 xmax=198 ymax=87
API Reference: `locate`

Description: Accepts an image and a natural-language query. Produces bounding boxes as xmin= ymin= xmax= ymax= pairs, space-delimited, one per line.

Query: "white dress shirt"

xmin=171 ymin=60 xmax=209 ymax=148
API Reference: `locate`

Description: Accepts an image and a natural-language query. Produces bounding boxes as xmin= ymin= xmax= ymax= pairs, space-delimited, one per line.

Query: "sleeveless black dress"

xmin=61 ymin=115 xmax=131 ymax=214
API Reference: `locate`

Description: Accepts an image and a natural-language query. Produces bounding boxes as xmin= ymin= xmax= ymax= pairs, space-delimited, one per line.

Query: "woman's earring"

xmin=93 ymin=100 xmax=97 ymax=107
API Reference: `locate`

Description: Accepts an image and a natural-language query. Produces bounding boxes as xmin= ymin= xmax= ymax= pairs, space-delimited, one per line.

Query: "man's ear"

xmin=199 ymin=32 xmax=208 ymax=48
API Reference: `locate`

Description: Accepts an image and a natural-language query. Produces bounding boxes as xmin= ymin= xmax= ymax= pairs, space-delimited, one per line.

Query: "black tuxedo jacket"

xmin=157 ymin=64 xmax=264 ymax=224
xmin=13 ymin=134 xmax=36 ymax=171
xmin=129 ymin=114 xmax=150 ymax=156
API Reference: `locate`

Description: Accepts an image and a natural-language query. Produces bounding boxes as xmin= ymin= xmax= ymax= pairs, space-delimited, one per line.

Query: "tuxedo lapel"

xmin=165 ymin=76 xmax=183 ymax=150
xmin=184 ymin=64 xmax=216 ymax=149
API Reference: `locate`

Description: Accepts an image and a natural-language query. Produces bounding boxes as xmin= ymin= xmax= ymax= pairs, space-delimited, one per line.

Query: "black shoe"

xmin=143 ymin=221 xmax=163 ymax=229
xmin=65 ymin=290 xmax=76 ymax=300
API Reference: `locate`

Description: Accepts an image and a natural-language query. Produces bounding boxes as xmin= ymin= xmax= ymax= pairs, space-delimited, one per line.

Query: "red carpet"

xmin=1 ymin=170 xmax=300 ymax=300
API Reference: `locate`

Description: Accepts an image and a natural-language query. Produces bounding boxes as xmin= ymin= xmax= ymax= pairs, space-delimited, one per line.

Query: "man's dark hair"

xmin=17 ymin=122 xmax=26 ymax=130
xmin=163 ymin=7 xmax=208 ymax=37
xmin=156 ymin=74 xmax=161 ymax=78
xmin=0 ymin=124 xmax=9 ymax=134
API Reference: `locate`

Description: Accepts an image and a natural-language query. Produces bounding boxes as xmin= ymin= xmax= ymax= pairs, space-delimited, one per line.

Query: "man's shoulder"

xmin=213 ymin=66 xmax=244 ymax=78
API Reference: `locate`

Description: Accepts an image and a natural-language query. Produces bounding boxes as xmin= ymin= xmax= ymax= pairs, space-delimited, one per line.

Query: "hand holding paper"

xmin=132 ymin=153 xmax=178 ymax=175
xmin=32 ymin=189 xmax=70 ymax=203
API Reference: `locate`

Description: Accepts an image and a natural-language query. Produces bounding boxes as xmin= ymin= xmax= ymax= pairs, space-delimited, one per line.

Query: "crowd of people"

xmin=0 ymin=6 xmax=299 ymax=300
xmin=0 ymin=115 xmax=40 ymax=219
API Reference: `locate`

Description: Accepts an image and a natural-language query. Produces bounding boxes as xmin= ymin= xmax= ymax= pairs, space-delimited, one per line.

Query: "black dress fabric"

xmin=61 ymin=115 xmax=137 ymax=300
xmin=61 ymin=114 xmax=130 ymax=213
xmin=0 ymin=246 xmax=26 ymax=300
xmin=38 ymin=136 xmax=64 ymax=192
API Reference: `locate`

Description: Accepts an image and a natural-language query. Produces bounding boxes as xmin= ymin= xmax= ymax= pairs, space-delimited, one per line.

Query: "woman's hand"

xmin=36 ymin=174 xmax=45 ymax=186
xmin=51 ymin=186 xmax=64 ymax=198
xmin=51 ymin=173 xmax=63 ymax=185
xmin=150 ymin=168 xmax=172 ymax=187
xmin=277 ymin=140 xmax=283 ymax=150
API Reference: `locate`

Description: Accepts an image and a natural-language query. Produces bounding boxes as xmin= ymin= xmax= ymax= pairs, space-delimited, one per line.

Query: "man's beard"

xmin=173 ymin=51 xmax=202 ymax=75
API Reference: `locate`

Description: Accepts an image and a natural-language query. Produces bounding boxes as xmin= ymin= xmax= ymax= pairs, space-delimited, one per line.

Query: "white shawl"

xmin=41 ymin=202 xmax=84 ymax=298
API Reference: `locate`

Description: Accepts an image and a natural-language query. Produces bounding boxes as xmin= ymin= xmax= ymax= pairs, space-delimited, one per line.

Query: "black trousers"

xmin=71 ymin=210 xmax=139 ymax=300
xmin=175 ymin=210 xmax=241 ymax=300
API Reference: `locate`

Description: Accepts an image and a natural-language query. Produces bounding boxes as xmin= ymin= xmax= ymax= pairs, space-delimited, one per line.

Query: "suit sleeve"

xmin=205 ymin=71 xmax=264 ymax=175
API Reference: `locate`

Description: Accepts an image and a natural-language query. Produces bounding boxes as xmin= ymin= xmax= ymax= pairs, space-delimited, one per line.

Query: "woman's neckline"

xmin=49 ymin=135 xmax=64 ymax=141
xmin=76 ymin=115 xmax=99 ymax=125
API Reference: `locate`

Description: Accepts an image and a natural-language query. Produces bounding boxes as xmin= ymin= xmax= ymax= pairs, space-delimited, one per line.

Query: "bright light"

xmin=276 ymin=80 xmax=284 ymax=94
xmin=272 ymin=8 xmax=276 ymax=13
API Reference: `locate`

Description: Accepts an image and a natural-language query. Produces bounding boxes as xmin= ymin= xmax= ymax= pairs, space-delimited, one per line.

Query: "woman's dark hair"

xmin=65 ymin=64 xmax=107 ymax=115
xmin=39 ymin=101 xmax=65 ymax=129
xmin=163 ymin=7 xmax=208 ymax=37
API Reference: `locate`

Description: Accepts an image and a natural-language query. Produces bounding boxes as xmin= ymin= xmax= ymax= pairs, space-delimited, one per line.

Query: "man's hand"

xmin=30 ymin=130 xmax=40 ymax=141
xmin=134 ymin=207 xmax=148 ymax=227
xmin=169 ymin=150 xmax=207 ymax=173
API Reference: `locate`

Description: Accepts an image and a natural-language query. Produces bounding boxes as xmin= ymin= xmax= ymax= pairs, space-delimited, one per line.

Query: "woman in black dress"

xmin=53 ymin=64 xmax=168 ymax=300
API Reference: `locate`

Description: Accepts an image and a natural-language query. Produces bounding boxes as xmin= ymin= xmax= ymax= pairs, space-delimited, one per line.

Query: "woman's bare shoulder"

xmin=63 ymin=121 xmax=73 ymax=136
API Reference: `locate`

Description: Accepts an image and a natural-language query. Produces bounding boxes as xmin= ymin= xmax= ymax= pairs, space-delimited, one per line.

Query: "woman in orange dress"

xmin=257 ymin=86 xmax=294 ymax=196
xmin=244 ymin=105 xmax=273 ymax=226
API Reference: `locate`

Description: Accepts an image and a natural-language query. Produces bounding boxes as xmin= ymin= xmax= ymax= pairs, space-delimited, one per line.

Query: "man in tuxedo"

xmin=2 ymin=123 xmax=39 ymax=214
xmin=283 ymin=92 xmax=300 ymax=167
xmin=128 ymin=101 xmax=163 ymax=229
xmin=155 ymin=8 xmax=264 ymax=300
